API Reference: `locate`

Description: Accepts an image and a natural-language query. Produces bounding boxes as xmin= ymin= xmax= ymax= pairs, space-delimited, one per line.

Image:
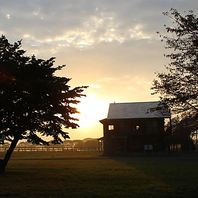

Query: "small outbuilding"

xmin=99 ymin=101 xmax=171 ymax=156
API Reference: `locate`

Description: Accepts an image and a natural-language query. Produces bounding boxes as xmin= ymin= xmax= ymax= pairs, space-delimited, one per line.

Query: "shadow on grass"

xmin=0 ymin=152 xmax=198 ymax=198
xmin=112 ymin=155 xmax=198 ymax=198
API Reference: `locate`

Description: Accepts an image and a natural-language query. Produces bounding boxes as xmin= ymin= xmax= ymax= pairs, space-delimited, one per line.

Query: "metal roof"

xmin=107 ymin=101 xmax=170 ymax=119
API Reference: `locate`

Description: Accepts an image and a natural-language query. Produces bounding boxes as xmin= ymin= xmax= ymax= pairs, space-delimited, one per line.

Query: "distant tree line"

xmin=9 ymin=138 xmax=99 ymax=149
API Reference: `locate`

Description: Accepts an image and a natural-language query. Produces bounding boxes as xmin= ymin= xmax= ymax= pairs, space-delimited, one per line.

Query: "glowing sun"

xmin=76 ymin=94 xmax=109 ymax=128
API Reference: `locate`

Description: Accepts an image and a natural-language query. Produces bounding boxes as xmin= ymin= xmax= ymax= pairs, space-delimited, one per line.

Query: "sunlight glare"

xmin=76 ymin=94 xmax=108 ymax=128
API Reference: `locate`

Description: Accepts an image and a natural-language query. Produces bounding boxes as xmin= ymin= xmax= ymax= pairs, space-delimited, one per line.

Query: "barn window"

xmin=136 ymin=125 xmax=140 ymax=130
xmin=108 ymin=125 xmax=114 ymax=130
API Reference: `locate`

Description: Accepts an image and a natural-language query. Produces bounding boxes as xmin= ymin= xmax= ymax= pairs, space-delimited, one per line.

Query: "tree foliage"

xmin=152 ymin=8 xmax=198 ymax=127
xmin=0 ymin=35 xmax=87 ymax=172
xmin=170 ymin=115 xmax=197 ymax=152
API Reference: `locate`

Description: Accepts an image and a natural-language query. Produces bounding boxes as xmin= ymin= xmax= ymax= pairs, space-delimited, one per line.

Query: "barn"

xmin=99 ymin=101 xmax=171 ymax=156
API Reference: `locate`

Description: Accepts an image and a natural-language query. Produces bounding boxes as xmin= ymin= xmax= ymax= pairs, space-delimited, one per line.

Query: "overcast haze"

xmin=1 ymin=0 xmax=198 ymax=139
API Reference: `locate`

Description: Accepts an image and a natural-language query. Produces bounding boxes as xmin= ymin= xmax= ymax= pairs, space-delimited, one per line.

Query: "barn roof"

xmin=106 ymin=101 xmax=170 ymax=119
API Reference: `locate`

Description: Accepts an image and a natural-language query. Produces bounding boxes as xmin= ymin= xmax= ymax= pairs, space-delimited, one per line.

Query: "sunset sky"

xmin=1 ymin=0 xmax=198 ymax=140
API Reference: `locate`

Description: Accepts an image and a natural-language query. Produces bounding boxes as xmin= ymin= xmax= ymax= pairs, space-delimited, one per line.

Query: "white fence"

xmin=0 ymin=147 xmax=102 ymax=152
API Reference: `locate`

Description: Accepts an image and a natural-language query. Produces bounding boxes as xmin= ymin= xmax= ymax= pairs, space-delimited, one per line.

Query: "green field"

xmin=0 ymin=151 xmax=198 ymax=198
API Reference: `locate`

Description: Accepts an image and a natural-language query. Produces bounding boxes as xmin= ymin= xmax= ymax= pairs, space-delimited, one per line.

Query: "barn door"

xmin=114 ymin=139 xmax=126 ymax=154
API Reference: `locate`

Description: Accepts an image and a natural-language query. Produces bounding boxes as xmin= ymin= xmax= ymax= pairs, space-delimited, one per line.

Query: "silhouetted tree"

xmin=0 ymin=35 xmax=87 ymax=173
xmin=152 ymin=8 xmax=198 ymax=135
xmin=171 ymin=116 xmax=196 ymax=152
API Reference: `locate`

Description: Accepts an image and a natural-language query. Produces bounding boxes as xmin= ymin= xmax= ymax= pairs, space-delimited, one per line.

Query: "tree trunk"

xmin=0 ymin=136 xmax=19 ymax=174
xmin=0 ymin=159 xmax=5 ymax=174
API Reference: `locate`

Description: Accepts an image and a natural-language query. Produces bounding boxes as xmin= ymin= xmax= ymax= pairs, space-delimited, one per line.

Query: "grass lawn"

xmin=0 ymin=151 xmax=198 ymax=198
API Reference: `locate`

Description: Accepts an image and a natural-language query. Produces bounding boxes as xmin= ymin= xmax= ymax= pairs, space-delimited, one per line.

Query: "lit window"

xmin=108 ymin=125 xmax=114 ymax=130
xmin=136 ymin=125 xmax=140 ymax=130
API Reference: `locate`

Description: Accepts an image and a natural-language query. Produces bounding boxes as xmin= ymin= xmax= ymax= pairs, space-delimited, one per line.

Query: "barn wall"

xmin=102 ymin=118 xmax=167 ymax=155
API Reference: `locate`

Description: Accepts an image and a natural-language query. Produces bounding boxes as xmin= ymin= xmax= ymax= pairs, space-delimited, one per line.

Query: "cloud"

xmin=1 ymin=0 xmax=197 ymax=50
xmin=90 ymin=84 xmax=100 ymax=89
xmin=1 ymin=0 xmax=197 ymax=139
xmin=97 ymin=77 xmax=116 ymax=82
xmin=0 ymin=1 xmax=197 ymax=101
